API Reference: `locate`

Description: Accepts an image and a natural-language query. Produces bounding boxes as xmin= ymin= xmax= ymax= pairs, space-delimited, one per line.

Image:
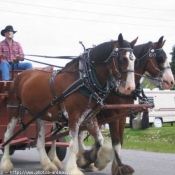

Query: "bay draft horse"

xmin=0 ymin=34 xmax=138 ymax=175
xmin=76 ymin=36 xmax=174 ymax=175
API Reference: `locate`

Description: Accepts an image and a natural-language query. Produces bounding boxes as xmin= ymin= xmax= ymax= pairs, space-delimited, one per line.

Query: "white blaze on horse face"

xmin=162 ymin=60 xmax=174 ymax=89
xmin=119 ymin=51 xmax=136 ymax=95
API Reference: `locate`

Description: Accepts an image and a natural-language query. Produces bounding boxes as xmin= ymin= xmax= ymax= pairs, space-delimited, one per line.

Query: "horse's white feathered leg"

xmin=77 ymin=118 xmax=104 ymax=170
xmin=0 ymin=117 xmax=18 ymax=173
xmin=78 ymin=131 xmax=86 ymax=153
xmin=65 ymin=110 xmax=92 ymax=175
xmin=37 ymin=119 xmax=58 ymax=172
xmin=94 ymin=139 xmax=113 ymax=170
xmin=47 ymin=123 xmax=62 ymax=169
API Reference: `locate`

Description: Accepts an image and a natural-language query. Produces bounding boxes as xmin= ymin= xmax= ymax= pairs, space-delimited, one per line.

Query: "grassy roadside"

xmin=82 ymin=123 xmax=175 ymax=153
xmin=122 ymin=124 xmax=175 ymax=153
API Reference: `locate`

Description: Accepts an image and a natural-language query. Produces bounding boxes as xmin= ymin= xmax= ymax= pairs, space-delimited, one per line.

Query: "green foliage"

xmin=170 ymin=45 xmax=175 ymax=89
xmin=170 ymin=45 xmax=175 ymax=76
xmin=141 ymin=78 xmax=157 ymax=90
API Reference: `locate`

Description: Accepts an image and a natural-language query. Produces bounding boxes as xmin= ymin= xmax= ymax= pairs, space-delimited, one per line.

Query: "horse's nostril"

xmin=171 ymin=81 xmax=174 ymax=85
xmin=127 ymin=87 xmax=131 ymax=91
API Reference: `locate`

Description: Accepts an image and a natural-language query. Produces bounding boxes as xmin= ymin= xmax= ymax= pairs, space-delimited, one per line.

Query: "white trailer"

xmin=127 ymin=88 xmax=175 ymax=128
xmin=141 ymin=88 xmax=175 ymax=125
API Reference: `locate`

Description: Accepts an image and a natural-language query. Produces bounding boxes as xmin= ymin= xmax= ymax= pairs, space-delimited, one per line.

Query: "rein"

xmin=91 ymin=45 xmax=135 ymax=85
xmin=135 ymin=44 xmax=171 ymax=86
xmin=24 ymin=54 xmax=76 ymax=59
xmin=2 ymin=42 xmax=135 ymax=148
xmin=24 ymin=58 xmax=65 ymax=68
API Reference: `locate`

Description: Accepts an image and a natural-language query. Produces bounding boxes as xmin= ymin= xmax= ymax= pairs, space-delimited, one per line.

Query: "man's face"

xmin=4 ymin=31 xmax=14 ymax=39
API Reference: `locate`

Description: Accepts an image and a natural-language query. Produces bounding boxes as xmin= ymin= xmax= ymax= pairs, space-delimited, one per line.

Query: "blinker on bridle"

xmin=88 ymin=43 xmax=135 ymax=84
xmin=148 ymin=47 xmax=171 ymax=71
xmin=113 ymin=47 xmax=134 ymax=61
xmin=112 ymin=47 xmax=135 ymax=76
xmin=135 ymin=44 xmax=171 ymax=87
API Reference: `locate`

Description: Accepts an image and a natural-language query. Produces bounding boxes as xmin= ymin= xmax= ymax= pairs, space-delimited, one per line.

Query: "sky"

xmin=0 ymin=0 xmax=175 ymax=68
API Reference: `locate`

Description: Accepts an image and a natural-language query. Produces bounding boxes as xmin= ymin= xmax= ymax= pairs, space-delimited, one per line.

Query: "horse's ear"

xmin=158 ymin=36 xmax=165 ymax=48
xmin=130 ymin=37 xmax=138 ymax=46
xmin=118 ymin=33 xmax=123 ymax=46
xmin=158 ymin=36 xmax=164 ymax=44
xmin=161 ymin=40 xmax=166 ymax=48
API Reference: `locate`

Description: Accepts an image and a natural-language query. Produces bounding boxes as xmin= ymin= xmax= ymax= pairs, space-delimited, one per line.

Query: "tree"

xmin=170 ymin=45 xmax=175 ymax=89
xmin=141 ymin=78 xmax=157 ymax=90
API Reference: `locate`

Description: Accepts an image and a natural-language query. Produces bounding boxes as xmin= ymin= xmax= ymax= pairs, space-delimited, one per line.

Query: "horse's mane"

xmin=134 ymin=41 xmax=167 ymax=65
xmin=62 ymin=39 xmax=132 ymax=69
xmin=133 ymin=42 xmax=152 ymax=67
xmin=134 ymin=42 xmax=152 ymax=60
xmin=62 ymin=57 xmax=79 ymax=70
xmin=90 ymin=41 xmax=116 ymax=63
xmin=90 ymin=39 xmax=133 ymax=63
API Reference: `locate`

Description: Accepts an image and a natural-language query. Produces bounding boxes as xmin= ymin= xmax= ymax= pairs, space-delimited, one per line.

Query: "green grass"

xmin=65 ymin=124 xmax=175 ymax=153
xmin=122 ymin=125 xmax=175 ymax=153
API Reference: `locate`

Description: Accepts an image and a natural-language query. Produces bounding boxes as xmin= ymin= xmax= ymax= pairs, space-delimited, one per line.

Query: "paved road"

xmin=0 ymin=148 xmax=175 ymax=175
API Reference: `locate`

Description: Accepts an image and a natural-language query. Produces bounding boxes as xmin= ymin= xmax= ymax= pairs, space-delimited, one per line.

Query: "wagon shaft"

xmin=105 ymin=103 xmax=153 ymax=109
xmin=98 ymin=107 xmax=151 ymax=125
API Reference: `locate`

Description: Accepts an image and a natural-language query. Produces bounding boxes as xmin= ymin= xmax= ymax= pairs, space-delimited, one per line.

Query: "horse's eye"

xmin=123 ymin=58 xmax=127 ymax=63
xmin=156 ymin=55 xmax=165 ymax=64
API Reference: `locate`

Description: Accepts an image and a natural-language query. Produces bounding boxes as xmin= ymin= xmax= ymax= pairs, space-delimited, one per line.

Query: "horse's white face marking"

xmin=47 ymin=112 xmax=52 ymax=118
xmin=162 ymin=60 xmax=174 ymax=89
xmin=118 ymin=51 xmax=136 ymax=95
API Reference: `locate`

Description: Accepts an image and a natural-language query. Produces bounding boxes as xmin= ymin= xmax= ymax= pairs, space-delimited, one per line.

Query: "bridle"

xmin=135 ymin=43 xmax=171 ymax=86
xmin=90 ymin=43 xmax=135 ymax=85
xmin=113 ymin=47 xmax=135 ymax=75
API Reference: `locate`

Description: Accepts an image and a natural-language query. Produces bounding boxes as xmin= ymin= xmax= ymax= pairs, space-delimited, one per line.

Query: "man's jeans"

xmin=0 ymin=61 xmax=33 ymax=81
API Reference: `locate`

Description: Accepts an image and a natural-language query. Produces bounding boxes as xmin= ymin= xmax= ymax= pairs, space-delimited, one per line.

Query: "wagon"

xmin=0 ymin=68 xmax=68 ymax=161
xmin=0 ymin=67 xmax=153 ymax=161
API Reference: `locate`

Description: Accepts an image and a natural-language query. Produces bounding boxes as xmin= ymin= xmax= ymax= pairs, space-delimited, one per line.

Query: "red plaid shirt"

xmin=0 ymin=39 xmax=24 ymax=63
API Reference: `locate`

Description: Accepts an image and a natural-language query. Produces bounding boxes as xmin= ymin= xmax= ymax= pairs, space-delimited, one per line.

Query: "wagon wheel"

xmin=2 ymin=146 xmax=15 ymax=155
xmin=45 ymin=137 xmax=67 ymax=161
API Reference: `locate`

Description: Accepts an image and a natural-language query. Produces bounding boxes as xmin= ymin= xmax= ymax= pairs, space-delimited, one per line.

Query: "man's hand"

xmin=13 ymin=55 xmax=20 ymax=62
xmin=0 ymin=53 xmax=5 ymax=59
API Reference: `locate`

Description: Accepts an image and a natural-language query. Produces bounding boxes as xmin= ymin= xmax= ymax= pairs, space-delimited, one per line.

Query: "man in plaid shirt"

xmin=0 ymin=25 xmax=33 ymax=81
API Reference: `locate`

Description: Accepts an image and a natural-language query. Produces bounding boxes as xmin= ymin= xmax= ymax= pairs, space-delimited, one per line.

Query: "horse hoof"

xmin=77 ymin=153 xmax=86 ymax=167
xmin=82 ymin=163 xmax=95 ymax=172
xmin=41 ymin=161 xmax=58 ymax=172
xmin=112 ymin=164 xmax=135 ymax=175
xmin=0 ymin=159 xmax=13 ymax=173
xmin=77 ymin=153 xmax=91 ymax=169
xmin=95 ymin=163 xmax=107 ymax=171
xmin=66 ymin=167 xmax=84 ymax=175
xmin=52 ymin=157 xmax=62 ymax=170
xmin=120 ymin=164 xmax=135 ymax=174
xmin=94 ymin=160 xmax=107 ymax=171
